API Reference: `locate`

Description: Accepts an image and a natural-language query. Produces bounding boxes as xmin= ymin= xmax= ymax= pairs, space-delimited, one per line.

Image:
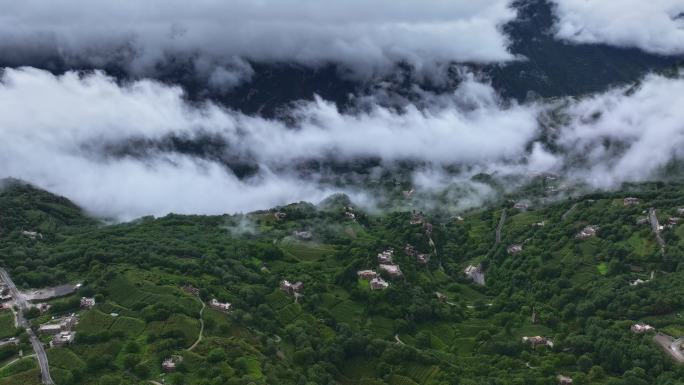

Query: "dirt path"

xmin=394 ymin=334 xmax=405 ymax=345
xmin=188 ymin=297 xmax=205 ymax=351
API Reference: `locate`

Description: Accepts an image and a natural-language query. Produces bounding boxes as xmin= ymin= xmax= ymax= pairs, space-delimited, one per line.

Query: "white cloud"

xmin=0 ymin=0 xmax=517 ymax=83
xmin=0 ymin=67 xmax=539 ymax=219
xmin=552 ymin=0 xmax=684 ymax=55
xmin=558 ymin=73 xmax=684 ymax=186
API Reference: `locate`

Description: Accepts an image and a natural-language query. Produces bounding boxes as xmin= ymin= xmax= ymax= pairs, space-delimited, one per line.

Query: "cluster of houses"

xmin=357 ymin=270 xmax=390 ymax=290
xmin=522 ymin=335 xmax=554 ymax=349
xmin=410 ymin=211 xmax=425 ymax=225
xmin=575 ymin=225 xmax=598 ymax=240
xmin=513 ymin=201 xmax=529 ymax=211
xmin=38 ymin=314 xmax=78 ymax=347
xmin=377 ymin=248 xmax=403 ymax=278
xmin=344 ymin=206 xmax=356 ymax=220
xmin=405 ymin=244 xmax=430 ymax=265
xmin=624 ymin=197 xmax=640 ymax=207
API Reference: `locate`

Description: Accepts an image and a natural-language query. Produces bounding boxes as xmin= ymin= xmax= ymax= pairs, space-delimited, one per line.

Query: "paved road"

xmin=654 ymin=333 xmax=684 ymax=363
xmin=0 ymin=267 xmax=54 ymax=384
xmin=648 ymin=208 xmax=666 ymax=255
xmin=561 ymin=203 xmax=578 ymax=221
xmin=495 ymin=209 xmax=507 ymax=244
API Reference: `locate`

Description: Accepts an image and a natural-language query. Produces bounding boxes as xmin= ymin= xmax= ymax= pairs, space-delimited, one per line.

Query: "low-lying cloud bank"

xmin=0 ymin=0 xmax=516 ymax=85
xmin=1 ymin=67 xmax=683 ymax=219
xmin=552 ymin=0 xmax=684 ymax=56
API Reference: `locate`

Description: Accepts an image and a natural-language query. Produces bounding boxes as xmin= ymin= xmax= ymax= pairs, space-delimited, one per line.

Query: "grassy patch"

xmin=597 ymin=262 xmax=608 ymax=276
xmin=0 ymin=312 xmax=16 ymax=340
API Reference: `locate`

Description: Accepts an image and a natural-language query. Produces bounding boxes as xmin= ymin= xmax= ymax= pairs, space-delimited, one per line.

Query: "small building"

xmin=410 ymin=211 xmax=425 ymax=225
xmin=532 ymin=221 xmax=546 ymax=227
xmin=416 ymin=254 xmax=430 ymax=265
xmin=37 ymin=303 xmax=51 ymax=314
xmin=21 ymin=230 xmax=43 ymax=240
xmin=80 ymin=297 xmax=96 ymax=309
xmin=357 ymin=270 xmax=377 ymax=280
xmin=513 ymin=202 xmax=529 ymax=210
xmin=209 ymin=299 xmax=232 ymax=313
xmin=668 ymin=217 xmax=681 ymax=226
xmin=522 ymin=336 xmax=554 ymax=349
xmin=38 ymin=324 xmax=62 ymax=335
xmin=60 ymin=315 xmax=78 ymax=331
xmin=379 ymin=264 xmax=403 ymax=278
xmin=507 ymin=244 xmax=523 ymax=254
xmin=50 ymin=331 xmax=75 ymax=347
xmin=377 ymin=249 xmax=394 ymax=264
xmin=624 ymin=197 xmax=640 ymax=207
xmin=162 ymin=355 xmax=183 ymax=373
xmin=631 ymin=323 xmax=654 ymax=333
xmin=345 ymin=211 xmax=356 ymax=220
xmin=435 ymin=292 xmax=447 ymax=302
xmin=280 ymin=280 xmax=303 ymax=296
xmin=557 ymin=375 xmax=573 ymax=385
xmin=423 ymin=222 xmax=433 ymax=235
xmin=182 ymin=285 xmax=200 ymax=296
xmin=404 ymin=244 xmax=417 ymax=256
xmin=293 ymin=231 xmax=313 ymax=241
xmin=370 ymin=277 xmax=389 ymax=290
xmin=576 ymin=225 xmax=598 ymax=240
xmin=464 ymin=265 xmax=485 ymax=286
xmin=0 ymin=293 xmax=12 ymax=302
xmin=274 ymin=211 xmax=287 ymax=220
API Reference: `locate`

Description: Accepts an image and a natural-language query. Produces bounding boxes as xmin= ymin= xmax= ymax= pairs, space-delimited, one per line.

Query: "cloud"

xmin=557 ymin=72 xmax=684 ymax=186
xmin=551 ymin=0 xmax=684 ymax=56
xmin=0 ymin=0 xmax=517 ymax=84
xmin=0 ymin=67 xmax=539 ymax=219
xmin=3 ymin=66 xmax=683 ymax=220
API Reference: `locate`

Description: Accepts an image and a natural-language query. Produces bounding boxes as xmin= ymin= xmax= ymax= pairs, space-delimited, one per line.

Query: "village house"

xmin=522 ymin=336 xmax=554 ymax=349
xmin=416 ymin=254 xmax=430 ymax=265
xmin=507 ymin=244 xmax=523 ymax=254
xmin=410 ymin=211 xmax=425 ymax=225
xmin=162 ymin=356 xmax=183 ymax=372
xmin=424 ymin=222 xmax=433 ymax=235
xmin=293 ymin=230 xmax=313 ymax=241
xmin=678 ymin=208 xmax=684 ymax=216
xmin=576 ymin=225 xmax=598 ymax=240
xmin=377 ymin=249 xmax=394 ymax=264
xmin=624 ymin=197 xmax=640 ymax=207
xmin=631 ymin=323 xmax=655 ymax=333
xmin=357 ymin=270 xmax=377 ymax=280
xmin=404 ymin=244 xmax=417 ymax=256
xmin=21 ymin=230 xmax=43 ymax=239
xmin=37 ymin=303 xmax=51 ymax=314
xmin=532 ymin=221 xmax=546 ymax=227
xmin=345 ymin=211 xmax=356 ymax=220
xmin=370 ymin=277 xmax=390 ymax=290
xmin=513 ymin=202 xmax=529 ymax=210
xmin=379 ymin=264 xmax=403 ymax=278
xmin=668 ymin=217 xmax=681 ymax=226
xmin=80 ymin=297 xmax=96 ymax=309
xmin=274 ymin=211 xmax=287 ymax=220
xmin=38 ymin=324 xmax=62 ymax=335
xmin=557 ymin=375 xmax=573 ymax=385
xmin=61 ymin=315 xmax=78 ymax=331
xmin=280 ymin=280 xmax=303 ymax=296
xmin=209 ymin=299 xmax=232 ymax=313
xmin=50 ymin=331 xmax=76 ymax=347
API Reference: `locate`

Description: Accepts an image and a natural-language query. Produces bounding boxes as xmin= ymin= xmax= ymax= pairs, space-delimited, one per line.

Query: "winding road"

xmin=0 ymin=267 xmax=54 ymax=385
xmin=495 ymin=209 xmax=507 ymax=244
xmin=649 ymin=208 xmax=666 ymax=255
xmin=654 ymin=333 xmax=684 ymax=363
xmin=188 ymin=297 xmax=205 ymax=351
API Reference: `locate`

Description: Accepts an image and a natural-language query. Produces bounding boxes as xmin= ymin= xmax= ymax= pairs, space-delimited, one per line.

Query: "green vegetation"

xmin=2 ymin=179 xmax=684 ymax=384
xmin=0 ymin=312 xmax=16 ymax=340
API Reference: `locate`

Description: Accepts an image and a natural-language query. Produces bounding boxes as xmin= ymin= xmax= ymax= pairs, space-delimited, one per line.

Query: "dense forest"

xmin=2 ymin=179 xmax=684 ymax=385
